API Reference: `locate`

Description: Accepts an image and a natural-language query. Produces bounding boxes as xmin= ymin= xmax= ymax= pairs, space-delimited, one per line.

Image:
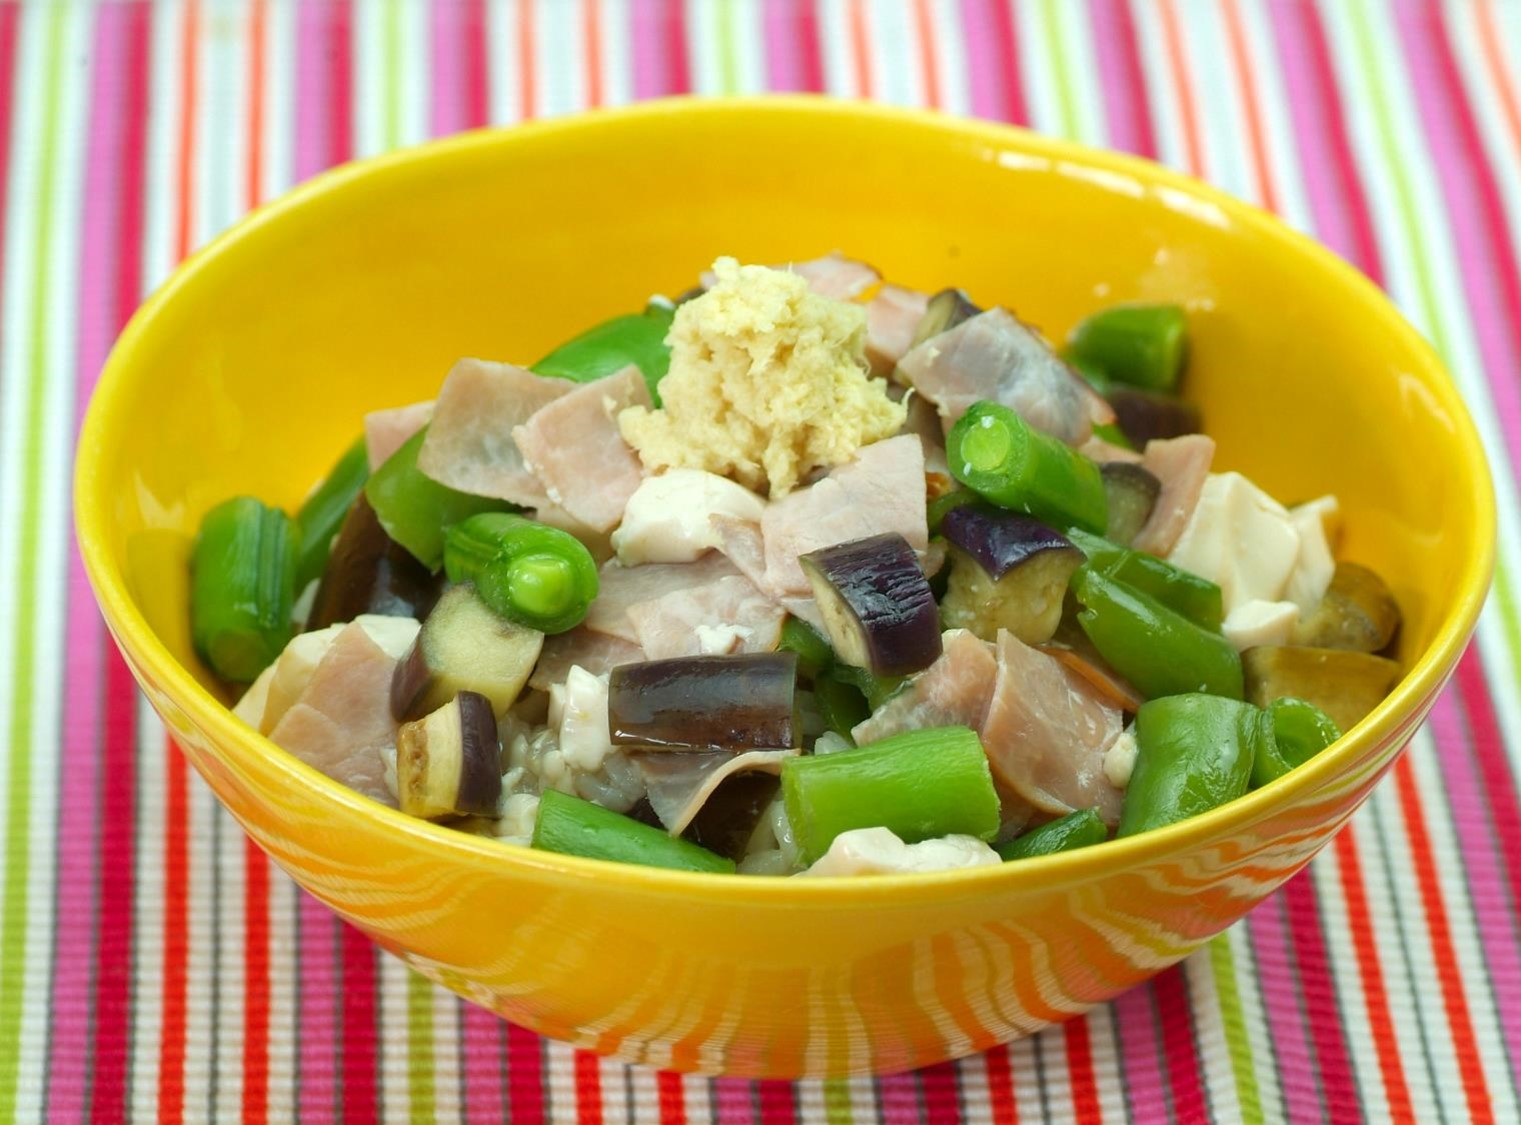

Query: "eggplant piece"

xmin=631 ymin=748 xmax=796 ymax=860
xmin=1292 ymin=562 xmax=1401 ymax=653
xmin=1242 ymin=645 xmax=1401 ymax=732
xmin=908 ymin=288 xmax=982 ymax=350
xmin=609 ymin=653 xmax=799 ymax=752
xmin=390 ymin=584 xmax=544 ymax=721
xmin=395 ymin=691 xmax=502 ymax=819
xmin=1105 ymin=386 xmax=1202 ymax=447
xmin=800 ymin=534 xmax=943 ymax=677
xmin=937 ymin=508 xmax=1084 ymax=645
xmin=307 ymin=495 xmax=445 ymax=630
xmin=1099 ymin=462 xmax=1162 ymax=547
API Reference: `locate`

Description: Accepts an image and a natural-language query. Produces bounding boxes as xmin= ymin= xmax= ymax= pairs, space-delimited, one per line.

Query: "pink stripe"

xmin=762 ymin=0 xmax=823 ymax=94
xmin=1246 ymin=898 xmax=1323 ymax=1124
xmin=712 ymin=1076 xmax=756 ymax=1124
xmin=957 ymin=0 xmax=1010 ymax=122
xmin=1153 ymin=967 xmax=1208 ymax=1122
xmin=460 ymin=1003 xmax=506 ymax=1124
xmin=429 ymin=0 xmax=469 ymax=137
xmin=1087 ymin=0 xmax=1158 ymax=157
xmin=1279 ymin=874 xmax=1360 ymax=1116
xmin=1110 ymin=985 xmax=1171 ymax=1124
xmin=629 ymin=0 xmax=688 ymax=99
xmin=877 ymin=1069 xmax=920 ymax=1124
xmin=297 ymin=896 xmax=339 ymax=1122
xmin=294 ymin=0 xmax=350 ymax=179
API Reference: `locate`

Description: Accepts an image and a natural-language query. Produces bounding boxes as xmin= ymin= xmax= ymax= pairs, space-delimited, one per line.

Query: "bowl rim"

xmin=74 ymin=95 xmax=1496 ymax=903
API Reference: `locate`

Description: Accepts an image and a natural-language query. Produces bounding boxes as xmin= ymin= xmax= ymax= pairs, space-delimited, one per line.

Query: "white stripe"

xmin=541 ymin=0 xmax=585 ymax=113
xmin=1007 ymin=1038 xmax=1044 ymax=1123
xmin=1048 ymin=0 xmax=1107 ymax=145
xmin=431 ymin=990 xmax=463 ymax=1125
xmin=730 ymin=0 xmax=767 ymax=95
xmin=685 ymin=0 xmax=723 ymax=94
xmin=140 ymin=0 xmax=184 ymax=291
xmin=1235 ymin=0 xmax=1316 ymax=232
xmin=1175 ymin=0 xmax=1254 ymax=200
xmin=351 ymin=0 xmax=383 ymax=157
xmin=377 ymin=952 xmax=411 ymax=1120
xmin=264 ymin=872 xmax=299 ymax=1123
xmin=260 ymin=0 xmax=297 ymax=202
xmin=1013 ymin=0 xmax=1061 ymax=138
xmin=624 ymin=1058 xmax=657 ymax=1123
xmin=1181 ymin=951 xmax=1244 ymax=1123
xmin=129 ymin=704 xmax=168 ymax=1122
xmin=543 ymin=1038 xmax=581 ymax=1122
xmin=180 ymin=769 xmax=219 ymax=1120
xmin=1127 ymin=0 xmax=1189 ymax=172
xmin=1084 ymin=1005 xmax=1128 ymax=1122
xmin=870 ymin=0 xmax=920 ymax=107
xmin=402 ymin=0 xmax=431 ymax=146
xmin=816 ymin=0 xmax=856 ymax=98
xmin=1444 ymin=0 xmax=1521 ymax=267
xmin=600 ymin=0 xmax=634 ymax=108
xmin=929 ymin=0 xmax=969 ymax=115
xmin=486 ymin=0 xmax=526 ymax=123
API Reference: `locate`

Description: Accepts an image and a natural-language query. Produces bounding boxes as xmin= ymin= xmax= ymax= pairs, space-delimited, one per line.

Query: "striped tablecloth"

xmin=4 ymin=1 xmax=1520 ymax=1121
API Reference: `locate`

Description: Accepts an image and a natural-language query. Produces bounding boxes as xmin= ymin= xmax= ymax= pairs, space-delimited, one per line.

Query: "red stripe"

xmin=757 ymin=1079 xmax=798 ymax=1125
xmin=794 ymin=0 xmax=824 ymax=95
xmin=985 ymin=0 xmax=1028 ymax=126
xmin=327 ymin=0 xmax=352 ymax=165
xmin=0 ymin=1 xmax=19 ymax=322
xmin=573 ymin=1049 xmax=602 ymax=1125
xmin=518 ymin=0 xmax=536 ymax=119
xmin=463 ymin=0 xmax=488 ymax=124
xmin=1279 ymin=873 xmax=1361 ymax=1118
xmin=157 ymin=742 xmax=190 ymax=1124
xmin=1152 ymin=968 xmax=1207 ymax=1123
xmin=582 ymin=0 xmax=602 ymax=109
xmin=339 ymin=925 xmax=378 ymax=1120
xmin=241 ymin=839 xmax=270 ymax=1125
xmin=1455 ymin=652 xmax=1521 ymax=949
xmin=656 ymin=1070 xmax=685 ymax=1125
xmin=982 ymin=1045 xmax=1018 ymax=1125
xmin=919 ymin=1060 xmax=961 ymax=1124
xmin=911 ymin=0 xmax=941 ymax=110
xmin=1220 ymin=0 xmax=1280 ymax=212
xmin=506 ymin=1023 xmax=545 ymax=1124
xmin=1156 ymin=0 xmax=1205 ymax=175
xmin=246 ymin=0 xmax=265 ymax=210
xmin=848 ymin=0 xmax=873 ymax=98
xmin=663 ymin=0 xmax=690 ymax=95
xmin=1062 ymin=1018 xmax=1101 ymax=1124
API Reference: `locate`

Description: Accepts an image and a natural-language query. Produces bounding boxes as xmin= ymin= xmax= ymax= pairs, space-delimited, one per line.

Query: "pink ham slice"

xmin=760 ymin=435 xmax=928 ymax=599
xmin=866 ymin=284 xmax=930 ymax=375
xmin=1132 ymin=433 xmax=1215 ymax=557
xmin=981 ymin=630 xmax=1125 ymax=826
xmin=266 ymin=622 xmax=404 ymax=807
xmin=851 ymin=629 xmax=998 ymax=746
xmin=896 ymin=308 xmax=1112 ymax=445
xmin=1077 ymin=434 xmax=1144 ymax=465
xmin=364 ymin=400 xmax=434 ymax=470
xmin=513 ymin=365 xmax=652 ymax=533
xmin=899 ymin=391 xmax=953 ymax=496
xmin=627 ymin=574 xmax=786 ymax=660
xmin=417 ymin=358 xmax=571 ymax=505
xmin=700 ymin=253 xmax=881 ymax=301
xmin=634 ymin=749 xmax=797 ymax=835
xmin=529 ymin=628 xmax=644 ymax=692
xmin=583 ymin=553 xmax=744 ymax=645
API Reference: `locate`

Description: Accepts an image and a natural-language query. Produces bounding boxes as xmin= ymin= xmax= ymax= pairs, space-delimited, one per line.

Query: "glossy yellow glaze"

xmin=75 ymin=99 xmax=1494 ymax=1078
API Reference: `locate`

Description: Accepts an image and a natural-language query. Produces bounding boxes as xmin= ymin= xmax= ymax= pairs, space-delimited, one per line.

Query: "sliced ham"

xmin=634 ymin=749 xmax=797 ymax=836
xmin=582 ymin=553 xmax=742 ymax=644
xmin=1077 ymin=434 xmax=1143 ymax=465
xmin=417 ymin=358 xmax=571 ymax=505
xmin=700 ymin=252 xmax=880 ymax=301
xmin=513 ymin=365 xmax=652 ymax=533
xmin=628 ymin=574 xmax=786 ymax=660
xmin=1132 ymin=433 xmax=1215 ymax=557
xmin=866 ymin=284 xmax=930 ymax=374
xmin=851 ymin=629 xmax=998 ymax=746
xmin=364 ymin=400 xmax=434 ymax=470
xmin=896 ymin=308 xmax=1111 ymax=445
xmin=529 ymin=628 xmax=645 ymax=692
xmin=266 ymin=622 xmax=408 ymax=807
xmin=899 ymin=391 xmax=954 ymax=496
xmin=760 ymin=434 xmax=928 ymax=598
xmin=980 ymin=630 xmax=1125 ymax=826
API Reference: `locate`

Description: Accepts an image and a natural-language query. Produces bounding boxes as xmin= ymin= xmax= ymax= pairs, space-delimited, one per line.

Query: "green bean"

xmin=191 ymin=496 xmax=300 ymax=683
xmin=776 ymin=616 xmax=835 ymax=680
xmin=445 ymin=512 xmax=598 ymax=634
xmin=532 ymin=303 xmax=676 ymax=403
xmin=1066 ymin=304 xmax=1189 ymax=393
xmin=1066 ymin=527 xmax=1224 ymax=631
xmin=1250 ymin=697 xmax=1342 ymax=788
xmin=997 ymin=809 xmax=1108 ymax=860
xmin=531 ymin=789 xmax=735 ymax=873
xmin=293 ymin=436 xmax=369 ymax=590
xmin=1118 ymin=694 xmax=1265 ymax=836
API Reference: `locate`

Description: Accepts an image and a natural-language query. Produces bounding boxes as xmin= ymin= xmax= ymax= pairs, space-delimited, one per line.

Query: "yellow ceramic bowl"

xmin=76 ymin=99 xmax=1493 ymax=1078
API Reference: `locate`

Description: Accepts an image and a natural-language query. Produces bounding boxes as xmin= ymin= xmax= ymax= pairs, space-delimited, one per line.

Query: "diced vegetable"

xmin=1090 ymin=422 xmax=1134 ymax=450
xmin=1105 ymin=386 xmax=1202 ymax=448
xmin=395 ymin=690 xmax=502 ymax=818
xmin=608 ymin=653 xmax=799 ymax=752
xmin=681 ymin=770 xmax=782 ymax=862
xmin=1251 ymin=696 xmax=1341 ymax=788
xmin=1066 ymin=528 xmax=1224 ymax=632
xmin=1099 ymin=462 xmax=1161 ymax=546
xmin=390 ymin=584 xmax=544 ymax=721
xmin=1072 ymin=566 xmax=1243 ymax=700
xmin=364 ymin=427 xmax=513 ymax=571
xmin=937 ymin=507 xmax=1083 ymax=645
xmin=531 ymin=304 xmax=676 ymax=403
xmin=781 ymin=725 xmax=1001 ymax=864
xmin=531 ymin=789 xmax=736 ymax=873
xmin=1118 ymin=694 xmax=1264 ymax=836
xmin=1066 ymin=304 xmax=1188 ymax=393
xmin=926 ymin=487 xmax=978 ymax=534
xmin=800 ymin=533 xmax=943 ymax=677
xmin=908 ymin=287 xmax=982 ymax=351
xmin=1292 ymin=562 xmax=1401 ymax=653
xmin=1242 ymin=645 xmax=1400 ymax=732
xmin=830 ymin=663 xmax=906 ymax=710
xmin=294 ymin=436 xmax=370 ymax=590
xmin=444 ymin=512 xmax=599 ymax=634
xmin=776 ymin=616 xmax=835 ymax=681
xmin=306 ymin=496 xmax=443 ymax=630
xmin=813 ymin=669 xmax=871 ymax=739
xmin=947 ymin=401 xmax=1108 ymax=535
xmin=191 ymin=496 xmax=300 ymax=683
xmin=997 ymin=808 xmax=1108 ymax=861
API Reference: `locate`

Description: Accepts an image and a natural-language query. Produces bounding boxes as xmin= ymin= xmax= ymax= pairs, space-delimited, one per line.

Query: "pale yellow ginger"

xmin=618 ymin=257 xmax=906 ymax=497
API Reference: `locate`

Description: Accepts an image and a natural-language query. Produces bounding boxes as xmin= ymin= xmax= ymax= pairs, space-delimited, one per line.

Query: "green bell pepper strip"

xmin=997 ymin=808 xmax=1108 ymax=861
xmin=812 ymin=669 xmax=871 ymax=740
xmin=1066 ymin=527 xmax=1224 ymax=632
xmin=777 ymin=616 xmax=835 ymax=681
xmin=1250 ymin=697 xmax=1342 ymax=788
xmin=444 ymin=512 xmax=599 ymax=634
xmin=1071 ymin=566 xmax=1243 ymax=700
xmin=1066 ymin=304 xmax=1189 ymax=393
xmin=947 ymin=401 xmax=1108 ymax=535
xmin=781 ymin=725 xmax=1001 ymax=864
xmin=1119 ymin=694 xmax=1266 ymax=836
xmin=1090 ymin=422 xmax=1134 ymax=450
xmin=532 ymin=303 xmax=676 ymax=403
xmin=363 ymin=426 xmax=513 ymax=572
xmin=531 ymin=789 xmax=736 ymax=874
xmin=831 ymin=663 xmax=906 ymax=711
xmin=191 ymin=496 xmax=300 ymax=683
xmin=293 ymin=435 xmax=369 ymax=591
xmin=927 ymin=487 xmax=979 ymax=535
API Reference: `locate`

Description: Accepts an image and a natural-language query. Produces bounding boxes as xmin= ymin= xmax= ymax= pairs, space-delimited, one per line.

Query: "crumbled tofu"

xmin=1222 ymin=599 xmax=1300 ymax=650
xmin=611 ymin=468 xmax=766 ymax=565
xmin=798 ymin=827 xmax=1002 ymax=877
xmin=1285 ymin=495 xmax=1339 ymax=614
xmin=494 ymin=792 xmax=541 ymax=845
xmin=1103 ymin=729 xmax=1139 ymax=789
xmin=1168 ymin=472 xmax=1302 ymax=615
xmin=547 ymin=666 xmax=614 ymax=773
xmin=618 ymin=257 xmax=907 ymax=497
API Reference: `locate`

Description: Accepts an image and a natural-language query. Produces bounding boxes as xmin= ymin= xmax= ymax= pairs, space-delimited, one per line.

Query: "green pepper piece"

xmin=997 ymin=808 xmax=1108 ymax=861
xmin=947 ymin=401 xmax=1108 ymax=535
xmin=1071 ymin=566 xmax=1243 ymax=700
xmin=1250 ymin=697 xmax=1342 ymax=788
xmin=293 ymin=436 xmax=369 ymax=591
xmin=445 ymin=512 xmax=599 ymax=634
xmin=1090 ymin=422 xmax=1134 ymax=450
xmin=830 ymin=663 xmax=906 ymax=710
xmin=1062 ymin=351 xmax=1111 ymax=393
xmin=813 ymin=669 xmax=870 ymax=740
xmin=1066 ymin=304 xmax=1189 ymax=393
xmin=781 ymin=725 xmax=1001 ymax=864
xmin=1066 ymin=527 xmax=1224 ymax=632
xmin=531 ymin=790 xmax=736 ymax=873
xmin=191 ymin=496 xmax=300 ymax=683
xmin=927 ymin=487 xmax=979 ymax=534
xmin=1119 ymin=694 xmax=1265 ymax=836
xmin=777 ymin=616 xmax=835 ymax=680
xmin=532 ymin=304 xmax=676 ymax=403
xmin=363 ymin=427 xmax=513 ymax=572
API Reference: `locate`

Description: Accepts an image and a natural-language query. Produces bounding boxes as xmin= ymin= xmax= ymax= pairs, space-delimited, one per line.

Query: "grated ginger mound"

xmin=618 ymin=257 xmax=907 ymax=497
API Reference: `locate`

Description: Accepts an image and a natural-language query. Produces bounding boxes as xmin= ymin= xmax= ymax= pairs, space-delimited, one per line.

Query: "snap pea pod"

xmin=947 ymin=401 xmax=1108 ymax=535
xmin=191 ymin=496 xmax=300 ymax=683
xmin=1066 ymin=304 xmax=1189 ymax=393
xmin=1250 ymin=697 xmax=1342 ymax=788
xmin=444 ymin=512 xmax=598 ymax=634
xmin=1118 ymin=694 xmax=1265 ymax=836
xmin=532 ymin=302 xmax=676 ymax=403
xmin=1066 ymin=527 xmax=1224 ymax=632
xmin=363 ymin=427 xmax=513 ymax=572
xmin=1071 ymin=566 xmax=1243 ymax=700
xmin=782 ymin=726 xmax=1001 ymax=864
xmin=997 ymin=809 xmax=1108 ymax=861
xmin=531 ymin=789 xmax=735 ymax=874
xmin=293 ymin=436 xmax=369 ymax=590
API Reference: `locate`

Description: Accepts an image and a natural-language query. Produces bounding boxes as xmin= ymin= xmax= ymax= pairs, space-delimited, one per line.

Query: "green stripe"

xmin=714 ymin=0 xmax=741 ymax=95
xmin=1209 ymin=934 xmax=1264 ymax=1122
xmin=1040 ymin=0 xmax=1082 ymax=140
xmin=822 ymin=1077 xmax=854 ymax=1124
xmin=384 ymin=0 xmax=402 ymax=150
xmin=0 ymin=5 xmax=67 ymax=1119
xmin=407 ymin=971 xmax=436 ymax=1122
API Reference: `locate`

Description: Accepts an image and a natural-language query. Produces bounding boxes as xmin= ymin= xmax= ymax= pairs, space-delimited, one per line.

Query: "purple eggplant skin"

xmin=937 ymin=506 xmax=1079 ymax=582
xmin=909 ymin=288 xmax=983 ymax=350
xmin=1105 ymin=386 xmax=1202 ymax=448
xmin=937 ymin=507 xmax=1086 ymax=645
xmin=684 ymin=770 xmax=781 ymax=861
xmin=609 ymin=653 xmax=799 ymax=752
xmin=1099 ymin=462 xmax=1162 ymax=547
xmin=453 ymin=691 xmax=504 ymax=815
xmin=800 ymin=533 xmax=944 ymax=678
xmin=307 ymin=495 xmax=444 ymax=630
